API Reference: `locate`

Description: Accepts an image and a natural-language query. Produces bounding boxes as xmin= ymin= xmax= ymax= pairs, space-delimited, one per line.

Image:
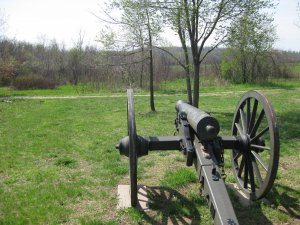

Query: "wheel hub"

xmin=239 ymin=134 xmax=251 ymax=152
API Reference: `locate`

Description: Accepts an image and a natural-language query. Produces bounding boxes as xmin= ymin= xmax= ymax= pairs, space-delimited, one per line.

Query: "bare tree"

xmin=155 ymin=1 xmax=193 ymax=104
xmin=160 ymin=0 xmax=274 ymax=107
xmin=68 ymin=31 xmax=85 ymax=85
xmin=97 ymin=0 xmax=163 ymax=111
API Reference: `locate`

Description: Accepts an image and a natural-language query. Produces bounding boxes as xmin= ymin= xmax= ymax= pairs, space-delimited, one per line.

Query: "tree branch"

xmin=154 ymin=46 xmax=187 ymax=69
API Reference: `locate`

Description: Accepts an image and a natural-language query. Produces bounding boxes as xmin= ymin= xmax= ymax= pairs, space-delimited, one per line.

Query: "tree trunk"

xmin=242 ymin=60 xmax=246 ymax=83
xmin=149 ymin=42 xmax=155 ymax=111
xmin=241 ymin=52 xmax=247 ymax=83
xmin=193 ymin=62 xmax=200 ymax=108
xmin=146 ymin=4 xmax=155 ymax=111
xmin=251 ymin=53 xmax=258 ymax=82
xmin=140 ymin=46 xmax=144 ymax=88
xmin=176 ymin=10 xmax=193 ymax=105
xmin=183 ymin=48 xmax=192 ymax=104
xmin=73 ymin=69 xmax=79 ymax=85
xmin=185 ymin=71 xmax=193 ymax=104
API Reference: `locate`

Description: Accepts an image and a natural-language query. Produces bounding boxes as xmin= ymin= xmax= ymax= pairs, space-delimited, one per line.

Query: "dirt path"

xmin=0 ymin=88 xmax=285 ymax=100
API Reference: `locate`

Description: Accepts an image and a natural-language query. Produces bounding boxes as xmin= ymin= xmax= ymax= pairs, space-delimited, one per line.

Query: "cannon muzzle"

xmin=176 ymin=100 xmax=220 ymax=141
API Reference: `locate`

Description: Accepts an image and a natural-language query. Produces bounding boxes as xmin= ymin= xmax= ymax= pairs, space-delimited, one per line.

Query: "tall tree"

xmin=161 ymin=0 xmax=273 ymax=107
xmin=68 ymin=31 xmax=85 ymax=85
xmin=144 ymin=1 xmax=156 ymax=111
xmin=221 ymin=8 xmax=276 ymax=83
xmin=99 ymin=0 xmax=162 ymax=111
xmin=159 ymin=2 xmax=193 ymax=104
xmin=121 ymin=0 xmax=161 ymax=111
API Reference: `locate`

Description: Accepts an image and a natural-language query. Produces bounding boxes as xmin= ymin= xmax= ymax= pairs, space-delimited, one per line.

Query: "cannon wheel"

xmin=231 ymin=91 xmax=279 ymax=200
xmin=127 ymin=89 xmax=138 ymax=207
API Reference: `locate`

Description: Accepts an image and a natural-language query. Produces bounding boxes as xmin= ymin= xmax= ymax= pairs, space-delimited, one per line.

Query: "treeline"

xmin=0 ymin=38 xmax=178 ymax=90
xmin=0 ymin=38 xmax=299 ymax=90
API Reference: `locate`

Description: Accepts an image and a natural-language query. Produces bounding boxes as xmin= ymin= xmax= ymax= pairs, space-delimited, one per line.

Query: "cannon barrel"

xmin=176 ymin=100 xmax=220 ymax=141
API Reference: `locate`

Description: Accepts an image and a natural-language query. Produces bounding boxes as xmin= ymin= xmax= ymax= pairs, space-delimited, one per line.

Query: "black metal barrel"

xmin=176 ymin=100 xmax=220 ymax=141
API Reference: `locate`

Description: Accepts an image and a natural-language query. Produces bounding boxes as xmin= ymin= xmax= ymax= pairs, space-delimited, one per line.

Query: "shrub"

xmin=12 ymin=74 xmax=56 ymax=90
xmin=0 ymin=58 xmax=17 ymax=86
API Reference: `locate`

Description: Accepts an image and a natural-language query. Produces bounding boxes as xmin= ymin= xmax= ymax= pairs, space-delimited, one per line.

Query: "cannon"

xmin=116 ymin=89 xmax=279 ymax=225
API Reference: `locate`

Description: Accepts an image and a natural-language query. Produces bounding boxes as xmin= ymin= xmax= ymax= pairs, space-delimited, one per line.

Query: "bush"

xmin=0 ymin=58 xmax=17 ymax=86
xmin=12 ymin=74 xmax=56 ymax=90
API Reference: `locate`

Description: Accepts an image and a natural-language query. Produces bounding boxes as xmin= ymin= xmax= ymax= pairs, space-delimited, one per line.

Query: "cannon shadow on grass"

xmin=139 ymin=184 xmax=297 ymax=225
xmin=270 ymin=184 xmax=300 ymax=220
xmin=141 ymin=186 xmax=201 ymax=224
xmin=227 ymin=187 xmax=272 ymax=225
xmin=230 ymin=184 xmax=300 ymax=224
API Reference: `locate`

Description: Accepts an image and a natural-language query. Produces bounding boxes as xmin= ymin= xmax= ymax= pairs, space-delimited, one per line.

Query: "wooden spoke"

xmin=247 ymin=155 xmax=256 ymax=192
xmin=252 ymin=159 xmax=263 ymax=187
xmin=248 ymin=99 xmax=258 ymax=133
xmin=251 ymin=127 xmax=269 ymax=143
xmin=251 ymin=144 xmax=271 ymax=151
xmin=243 ymin=158 xmax=249 ymax=189
xmin=235 ymin=123 xmax=244 ymax=136
xmin=250 ymin=109 xmax=265 ymax=138
xmin=233 ymin=152 xmax=241 ymax=161
xmin=238 ymin=155 xmax=245 ymax=178
xmin=251 ymin=151 xmax=268 ymax=172
xmin=246 ymin=98 xmax=251 ymax=132
xmin=239 ymin=108 xmax=247 ymax=133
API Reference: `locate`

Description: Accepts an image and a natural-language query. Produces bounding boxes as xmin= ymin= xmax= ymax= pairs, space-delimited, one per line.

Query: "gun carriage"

xmin=116 ymin=89 xmax=279 ymax=225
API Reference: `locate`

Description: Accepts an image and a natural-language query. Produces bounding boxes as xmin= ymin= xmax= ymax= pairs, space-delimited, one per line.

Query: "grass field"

xmin=0 ymin=80 xmax=299 ymax=224
xmin=1 ymin=77 xmax=300 ymax=97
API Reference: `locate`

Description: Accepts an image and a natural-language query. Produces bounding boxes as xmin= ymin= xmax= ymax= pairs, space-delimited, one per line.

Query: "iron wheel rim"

xmin=127 ymin=89 xmax=138 ymax=206
xmin=231 ymin=91 xmax=279 ymax=200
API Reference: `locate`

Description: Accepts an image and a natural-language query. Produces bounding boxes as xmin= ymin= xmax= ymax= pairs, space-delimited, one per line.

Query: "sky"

xmin=0 ymin=0 xmax=300 ymax=51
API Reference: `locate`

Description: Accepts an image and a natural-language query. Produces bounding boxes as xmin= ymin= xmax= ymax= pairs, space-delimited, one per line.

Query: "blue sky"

xmin=1 ymin=0 xmax=300 ymax=51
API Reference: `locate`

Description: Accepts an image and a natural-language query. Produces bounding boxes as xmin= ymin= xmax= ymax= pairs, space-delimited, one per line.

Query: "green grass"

xmin=160 ymin=77 xmax=300 ymax=95
xmin=160 ymin=168 xmax=197 ymax=189
xmin=0 ymin=80 xmax=299 ymax=224
xmin=0 ymin=97 xmax=129 ymax=224
xmin=1 ymin=77 xmax=300 ymax=98
xmin=0 ymin=83 xmax=151 ymax=97
xmin=0 ymin=84 xmax=80 ymax=96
